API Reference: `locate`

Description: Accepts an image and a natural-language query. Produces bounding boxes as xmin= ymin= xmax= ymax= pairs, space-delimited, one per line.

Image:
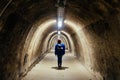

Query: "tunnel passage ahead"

xmin=22 ymin=53 xmax=96 ymax=80
xmin=0 ymin=0 xmax=120 ymax=80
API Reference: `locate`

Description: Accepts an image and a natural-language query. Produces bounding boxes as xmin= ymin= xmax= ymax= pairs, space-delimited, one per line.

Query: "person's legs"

xmin=57 ymin=55 xmax=63 ymax=67
xmin=59 ymin=55 xmax=62 ymax=67
xmin=57 ymin=55 xmax=60 ymax=67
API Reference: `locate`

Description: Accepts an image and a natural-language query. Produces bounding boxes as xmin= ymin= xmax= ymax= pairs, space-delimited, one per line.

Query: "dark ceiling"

xmin=0 ymin=0 xmax=120 ymax=25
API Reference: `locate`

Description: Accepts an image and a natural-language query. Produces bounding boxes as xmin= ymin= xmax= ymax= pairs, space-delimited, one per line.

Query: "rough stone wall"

xmin=0 ymin=12 xmax=31 ymax=80
xmin=0 ymin=0 xmax=120 ymax=80
xmin=70 ymin=33 xmax=82 ymax=59
xmin=83 ymin=14 xmax=120 ymax=80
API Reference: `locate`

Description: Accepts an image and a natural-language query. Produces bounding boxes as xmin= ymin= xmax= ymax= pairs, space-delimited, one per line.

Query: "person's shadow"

xmin=51 ymin=66 xmax=69 ymax=70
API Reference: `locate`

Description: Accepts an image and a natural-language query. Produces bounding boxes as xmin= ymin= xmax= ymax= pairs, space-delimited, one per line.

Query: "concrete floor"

xmin=22 ymin=53 xmax=97 ymax=80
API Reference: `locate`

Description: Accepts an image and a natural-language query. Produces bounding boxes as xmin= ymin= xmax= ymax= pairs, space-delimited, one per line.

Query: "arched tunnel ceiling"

xmin=47 ymin=31 xmax=72 ymax=51
xmin=0 ymin=1 xmax=120 ymax=80
xmin=1 ymin=0 xmax=120 ymax=26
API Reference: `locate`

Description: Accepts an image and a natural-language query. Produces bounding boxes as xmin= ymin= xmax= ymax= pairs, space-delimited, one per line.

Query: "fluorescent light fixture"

xmin=58 ymin=19 xmax=62 ymax=28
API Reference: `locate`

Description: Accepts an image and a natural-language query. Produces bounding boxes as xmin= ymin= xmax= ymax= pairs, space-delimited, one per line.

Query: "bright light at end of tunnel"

xmin=58 ymin=31 xmax=61 ymax=34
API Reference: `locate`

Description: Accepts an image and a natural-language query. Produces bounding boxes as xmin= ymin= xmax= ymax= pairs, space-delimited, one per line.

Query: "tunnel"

xmin=0 ymin=0 xmax=120 ymax=80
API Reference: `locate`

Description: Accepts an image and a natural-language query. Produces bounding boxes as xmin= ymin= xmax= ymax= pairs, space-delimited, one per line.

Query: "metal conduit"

xmin=56 ymin=0 xmax=66 ymax=39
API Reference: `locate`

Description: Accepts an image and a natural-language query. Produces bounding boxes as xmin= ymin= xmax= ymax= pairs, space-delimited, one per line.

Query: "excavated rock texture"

xmin=0 ymin=0 xmax=120 ymax=80
xmin=83 ymin=14 xmax=120 ymax=80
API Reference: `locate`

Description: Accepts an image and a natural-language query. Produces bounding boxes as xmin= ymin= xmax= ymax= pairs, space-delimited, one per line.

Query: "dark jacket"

xmin=55 ymin=43 xmax=65 ymax=55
